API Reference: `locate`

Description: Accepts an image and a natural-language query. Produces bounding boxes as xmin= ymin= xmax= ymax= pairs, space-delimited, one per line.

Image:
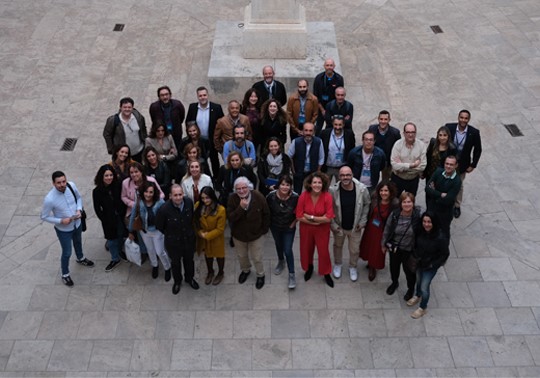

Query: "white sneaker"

xmin=349 ymin=267 xmax=358 ymax=282
xmin=333 ymin=264 xmax=342 ymax=279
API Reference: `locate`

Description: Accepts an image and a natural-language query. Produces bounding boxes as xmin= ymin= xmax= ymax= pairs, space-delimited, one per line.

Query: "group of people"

xmin=41 ymin=58 xmax=482 ymax=319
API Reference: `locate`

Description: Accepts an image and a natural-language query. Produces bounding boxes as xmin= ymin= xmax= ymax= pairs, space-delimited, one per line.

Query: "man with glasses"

xmin=149 ymin=85 xmax=186 ymax=149
xmin=390 ymin=122 xmax=427 ymax=196
xmin=347 ymin=130 xmax=387 ymax=194
xmin=321 ymin=115 xmax=355 ymax=182
xmin=329 ymin=166 xmax=371 ymax=281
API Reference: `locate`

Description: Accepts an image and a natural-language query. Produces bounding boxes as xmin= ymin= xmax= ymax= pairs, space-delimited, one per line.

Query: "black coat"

xmin=415 ymin=230 xmax=449 ymax=269
xmin=155 ymin=198 xmax=195 ymax=250
xmin=257 ymin=153 xmax=292 ymax=196
xmin=252 ymin=80 xmax=288 ymax=108
xmin=186 ymin=102 xmax=225 ymax=150
xmin=320 ymin=128 xmax=356 ymax=171
xmin=149 ymin=99 xmax=185 ymax=148
xmin=446 ymin=123 xmax=482 ymax=174
xmin=92 ymin=182 xmax=127 ymax=240
xmin=216 ymin=165 xmax=258 ymax=205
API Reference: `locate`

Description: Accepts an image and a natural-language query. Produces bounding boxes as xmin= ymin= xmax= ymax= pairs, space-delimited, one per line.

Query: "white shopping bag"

xmin=124 ymin=239 xmax=141 ymax=266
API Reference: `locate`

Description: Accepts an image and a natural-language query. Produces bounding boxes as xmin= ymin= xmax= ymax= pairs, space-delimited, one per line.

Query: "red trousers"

xmin=299 ymin=223 xmax=331 ymax=275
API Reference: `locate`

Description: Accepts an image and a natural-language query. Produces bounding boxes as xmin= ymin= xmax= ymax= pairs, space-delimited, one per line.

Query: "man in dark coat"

xmin=149 ymin=85 xmax=185 ymax=149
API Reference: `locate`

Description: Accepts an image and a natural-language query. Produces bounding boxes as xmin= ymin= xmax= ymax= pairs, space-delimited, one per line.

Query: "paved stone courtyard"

xmin=1 ymin=0 xmax=540 ymax=376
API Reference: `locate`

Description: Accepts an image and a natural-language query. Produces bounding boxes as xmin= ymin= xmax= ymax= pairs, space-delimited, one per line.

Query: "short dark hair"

xmin=459 ymin=109 xmax=471 ymax=117
xmin=196 ymin=86 xmax=208 ymax=93
xmin=277 ymin=175 xmax=293 ymax=187
xmin=379 ymin=110 xmax=390 ymax=117
xmin=138 ymin=181 xmax=160 ymax=203
xmin=119 ymin=97 xmax=134 ymax=107
xmin=362 ymin=130 xmax=375 ymax=140
xmin=304 ymin=172 xmax=330 ymax=192
xmin=149 ymin=122 xmax=169 ymax=138
xmin=52 ymin=171 xmax=65 ymax=182
xmin=420 ymin=211 xmax=441 ymax=236
xmin=157 ymin=86 xmax=171 ymax=97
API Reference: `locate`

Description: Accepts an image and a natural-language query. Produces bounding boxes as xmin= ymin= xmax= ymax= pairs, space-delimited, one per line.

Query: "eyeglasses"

xmin=404 ymin=131 xmax=416 ymax=134
xmin=332 ymin=115 xmax=344 ymax=120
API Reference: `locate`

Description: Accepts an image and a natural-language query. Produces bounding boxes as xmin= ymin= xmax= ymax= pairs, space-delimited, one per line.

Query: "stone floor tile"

xmin=233 ymin=310 xmax=271 ymax=339
xmin=309 ymin=309 xmax=349 ymax=338
xmin=211 ymin=339 xmax=252 ymax=370
xmin=47 ymin=340 xmax=93 ymax=371
xmin=361 ymin=283 xmax=402 ymax=309
xmin=289 ymin=282 xmax=328 ymax=309
xmin=229 ymin=370 xmax=272 ymax=377
xmin=409 ymin=337 xmax=454 ymax=368
xmin=102 ymin=285 xmax=143 ymax=311
xmin=87 ymin=340 xmax=134 ymax=372
xmin=292 ymin=338 xmax=333 ymax=369
xmin=495 ymin=308 xmax=540 ymax=335
xmin=253 ymin=284 xmax=290 ymax=310
xmin=346 ymin=309 xmax=387 ymax=338
xmin=140 ymin=285 xmax=179 ymax=310
xmin=432 ymin=282 xmax=474 ymax=308
xmin=37 ymin=311 xmax=82 ymax=340
xmin=371 ymin=338 xmax=413 ymax=369
xmin=331 ymin=338 xmax=373 ymax=369
xmin=0 ymin=340 xmax=13 ymax=371
xmin=194 ymin=310 xmax=233 ymax=339
xmin=270 ymin=310 xmax=310 ymax=339
xmin=467 ymin=282 xmax=511 ymax=307
xmin=486 ymin=335 xmax=534 ymax=367
xmin=215 ymin=284 xmax=253 ymax=311
xmin=476 ymin=367 xmax=519 ymax=377
xmin=524 ymin=335 xmax=540 ymax=365
xmin=448 ymin=337 xmax=494 ymax=368
xmin=458 ymin=308 xmax=503 ymax=336
xmin=129 ymin=339 xmax=172 ymax=371
xmin=115 ymin=311 xmax=157 ymax=339
xmin=28 ymin=285 xmax=69 ymax=311
xmin=434 ymin=367 xmax=477 ymax=377
xmin=384 ymin=310 xmax=426 ymax=337
xmin=503 ymin=281 xmax=540 ymax=306
xmin=354 ymin=369 xmax=396 ymax=377
xmin=451 ymin=236 xmax=490 ymax=258
xmin=65 ymin=285 xmax=107 ymax=312
xmin=176 ymin=283 xmax=216 ymax=311
xmin=443 ymin=258 xmax=483 ymax=282
xmin=0 ymin=285 xmax=34 ymax=311
xmin=477 ymin=258 xmax=517 ymax=281
xmin=5 ymin=340 xmax=54 ymax=372
xmin=251 ymin=339 xmax=292 ymax=370
xmin=517 ymin=366 xmax=540 ymax=377
xmin=509 ymin=258 xmax=540 ymax=281
xmin=0 ymin=311 xmax=43 ymax=340
xmin=272 ymin=370 xmax=313 ymax=377
xmin=169 ymin=339 xmax=212 ymax=371
xmin=423 ymin=309 xmax=465 ymax=337
xmin=76 ymin=311 xmax=119 ymax=340
xmin=394 ymin=368 xmax=436 ymax=377
xmin=154 ymin=311 xmax=195 ymax=339
xmin=325 ymin=283 xmax=363 ymax=309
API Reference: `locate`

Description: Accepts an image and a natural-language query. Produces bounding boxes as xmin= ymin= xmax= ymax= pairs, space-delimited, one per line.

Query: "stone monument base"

xmin=208 ymin=21 xmax=340 ymax=97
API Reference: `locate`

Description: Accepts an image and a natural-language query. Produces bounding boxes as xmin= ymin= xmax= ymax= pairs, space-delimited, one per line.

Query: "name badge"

xmin=362 ymin=169 xmax=371 ymax=177
xmin=335 ymin=152 xmax=343 ymax=162
xmin=298 ymin=114 xmax=306 ymax=124
xmin=166 ymin=123 xmax=173 ymax=132
xmin=372 ymin=218 xmax=381 ymax=227
xmin=304 ymin=161 xmax=311 ymax=172
xmin=322 ymin=95 xmax=329 ymax=102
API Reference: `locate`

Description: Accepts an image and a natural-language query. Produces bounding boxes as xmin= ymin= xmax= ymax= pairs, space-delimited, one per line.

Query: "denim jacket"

xmin=128 ymin=198 xmax=165 ymax=232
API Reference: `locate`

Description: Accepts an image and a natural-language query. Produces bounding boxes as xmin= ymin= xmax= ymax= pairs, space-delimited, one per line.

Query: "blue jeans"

xmin=270 ymin=225 xmax=296 ymax=274
xmin=107 ymin=219 xmax=125 ymax=262
xmin=415 ymin=266 xmax=439 ymax=309
xmin=55 ymin=225 xmax=84 ymax=276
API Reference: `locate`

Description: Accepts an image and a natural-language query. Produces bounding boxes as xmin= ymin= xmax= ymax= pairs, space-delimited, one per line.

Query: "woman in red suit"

xmin=296 ymin=172 xmax=335 ymax=287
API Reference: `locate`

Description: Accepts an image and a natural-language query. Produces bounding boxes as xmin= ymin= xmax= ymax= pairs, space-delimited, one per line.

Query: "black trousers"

xmin=391 ymin=173 xmax=419 ymax=197
xmin=209 ymin=149 xmax=220 ymax=179
xmin=389 ymin=248 xmax=416 ymax=291
xmin=167 ymin=245 xmax=195 ymax=284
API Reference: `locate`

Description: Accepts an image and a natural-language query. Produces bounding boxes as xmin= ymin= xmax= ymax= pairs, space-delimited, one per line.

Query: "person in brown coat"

xmin=214 ymin=100 xmax=253 ymax=154
xmin=286 ymin=79 xmax=318 ymax=141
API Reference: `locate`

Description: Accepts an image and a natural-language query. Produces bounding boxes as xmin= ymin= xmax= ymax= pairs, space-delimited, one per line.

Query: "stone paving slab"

xmin=0 ymin=0 xmax=540 ymax=376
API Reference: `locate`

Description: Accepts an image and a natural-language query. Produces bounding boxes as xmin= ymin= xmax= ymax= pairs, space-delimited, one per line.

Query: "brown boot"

xmin=368 ymin=267 xmax=376 ymax=281
xmin=213 ymin=258 xmax=225 ymax=285
xmin=205 ymin=257 xmax=214 ymax=285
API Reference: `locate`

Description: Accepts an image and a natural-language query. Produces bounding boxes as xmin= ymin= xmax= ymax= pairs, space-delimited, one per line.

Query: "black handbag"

xmin=66 ymin=183 xmax=87 ymax=232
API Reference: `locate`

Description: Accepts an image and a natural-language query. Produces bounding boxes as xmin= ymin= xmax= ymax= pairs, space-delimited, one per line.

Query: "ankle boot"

xmin=213 ymin=258 xmax=225 ymax=285
xmin=205 ymin=257 xmax=215 ymax=285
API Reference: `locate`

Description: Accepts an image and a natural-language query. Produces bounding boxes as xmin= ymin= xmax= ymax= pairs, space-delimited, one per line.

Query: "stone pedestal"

xmin=243 ymin=0 xmax=307 ymax=59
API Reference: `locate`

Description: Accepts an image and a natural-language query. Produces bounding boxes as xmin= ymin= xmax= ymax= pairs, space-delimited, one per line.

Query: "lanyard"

xmin=332 ymin=132 xmax=343 ymax=151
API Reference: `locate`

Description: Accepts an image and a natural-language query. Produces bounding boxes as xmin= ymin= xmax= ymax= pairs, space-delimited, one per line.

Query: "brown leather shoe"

xmin=212 ymin=272 xmax=224 ymax=285
xmin=205 ymin=272 xmax=214 ymax=285
xmin=368 ymin=267 xmax=376 ymax=281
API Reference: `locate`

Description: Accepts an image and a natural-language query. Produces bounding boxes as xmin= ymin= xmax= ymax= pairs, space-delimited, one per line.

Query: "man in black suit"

xmin=252 ymin=65 xmax=287 ymax=107
xmin=149 ymin=86 xmax=185 ymax=149
xmin=313 ymin=58 xmax=344 ymax=135
xmin=320 ymin=116 xmax=355 ymax=182
xmin=186 ymin=86 xmax=225 ymax=177
xmin=368 ymin=110 xmax=401 ymax=181
xmin=446 ymin=109 xmax=482 ymax=218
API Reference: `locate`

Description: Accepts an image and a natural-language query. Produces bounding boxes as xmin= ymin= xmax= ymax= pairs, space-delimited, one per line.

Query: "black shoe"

xmin=164 ymin=269 xmax=171 ymax=282
xmin=453 ymin=207 xmax=461 ymax=219
xmin=229 ymin=237 xmax=235 ymax=248
xmin=152 ymin=266 xmax=159 ymax=279
xmin=172 ymin=283 xmax=181 ymax=295
xmin=189 ymin=279 xmax=200 ymax=290
xmin=304 ymin=264 xmax=314 ymax=282
xmin=255 ymin=276 xmax=265 ymax=290
xmin=238 ymin=270 xmax=251 ymax=284
xmin=105 ymin=260 xmax=121 ymax=272
xmin=404 ymin=289 xmax=414 ymax=301
xmin=386 ymin=283 xmax=399 ymax=295
xmin=324 ymin=274 xmax=334 ymax=288
xmin=62 ymin=275 xmax=74 ymax=287
xmin=119 ymin=250 xmax=128 ymax=262
xmin=76 ymin=258 xmax=94 ymax=267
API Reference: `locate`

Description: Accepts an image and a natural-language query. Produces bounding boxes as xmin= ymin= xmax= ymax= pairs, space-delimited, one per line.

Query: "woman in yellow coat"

xmin=194 ymin=186 xmax=227 ymax=285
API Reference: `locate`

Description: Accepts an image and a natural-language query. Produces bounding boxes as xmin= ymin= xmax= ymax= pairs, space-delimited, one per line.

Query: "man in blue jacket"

xmin=347 ymin=131 xmax=386 ymax=194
